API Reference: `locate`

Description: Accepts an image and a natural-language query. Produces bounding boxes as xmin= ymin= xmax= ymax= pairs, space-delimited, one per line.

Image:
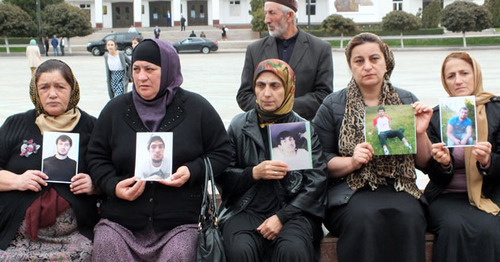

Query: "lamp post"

xmin=307 ymin=0 xmax=311 ymax=32
xmin=36 ymin=0 xmax=43 ymax=53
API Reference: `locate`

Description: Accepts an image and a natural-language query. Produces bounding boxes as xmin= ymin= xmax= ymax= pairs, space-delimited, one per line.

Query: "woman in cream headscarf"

xmin=26 ymin=39 xmax=42 ymax=76
xmin=0 ymin=59 xmax=98 ymax=260
xmin=219 ymin=59 xmax=327 ymax=261
xmin=424 ymin=51 xmax=500 ymax=262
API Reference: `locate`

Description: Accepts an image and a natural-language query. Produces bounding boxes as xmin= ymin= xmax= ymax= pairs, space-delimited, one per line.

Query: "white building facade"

xmin=66 ymin=0 xmax=485 ymax=29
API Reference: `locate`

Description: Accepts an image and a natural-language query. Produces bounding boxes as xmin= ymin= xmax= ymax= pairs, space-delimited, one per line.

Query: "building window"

xmin=306 ymin=0 xmax=316 ymax=15
xmin=229 ymin=1 xmax=241 ymax=16
xmin=393 ymin=0 xmax=402 ymax=11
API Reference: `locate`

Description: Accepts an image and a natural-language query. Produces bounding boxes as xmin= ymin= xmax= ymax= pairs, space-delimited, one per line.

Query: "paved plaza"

xmin=1 ymin=48 xmax=500 ymax=187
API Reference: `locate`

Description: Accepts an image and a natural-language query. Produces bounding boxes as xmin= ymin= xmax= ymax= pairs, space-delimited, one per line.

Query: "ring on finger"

xmin=274 ymin=171 xmax=278 ymax=175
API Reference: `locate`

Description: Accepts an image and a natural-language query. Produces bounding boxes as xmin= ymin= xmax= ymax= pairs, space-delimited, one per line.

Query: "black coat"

xmin=87 ymin=88 xmax=231 ymax=232
xmin=423 ymin=97 xmax=500 ymax=203
xmin=218 ymin=110 xmax=327 ymax=224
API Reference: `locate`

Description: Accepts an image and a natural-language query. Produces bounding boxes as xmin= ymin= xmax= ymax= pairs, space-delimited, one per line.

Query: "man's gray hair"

xmin=279 ymin=4 xmax=298 ymax=26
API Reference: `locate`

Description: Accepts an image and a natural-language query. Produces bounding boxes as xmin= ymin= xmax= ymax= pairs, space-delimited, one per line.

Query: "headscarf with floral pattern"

xmin=253 ymin=59 xmax=295 ymax=126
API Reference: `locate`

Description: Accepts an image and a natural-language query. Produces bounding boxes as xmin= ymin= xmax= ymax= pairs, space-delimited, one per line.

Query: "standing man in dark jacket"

xmin=236 ymin=0 xmax=333 ymax=120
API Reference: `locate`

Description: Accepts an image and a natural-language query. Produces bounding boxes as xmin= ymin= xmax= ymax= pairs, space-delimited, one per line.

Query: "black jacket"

xmin=218 ymin=110 xmax=327 ymax=225
xmin=87 ymin=88 xmax=231 ymax=232
xmin=312 ymin=87 xmax=420 ymax=209
xmin=423 ymin=97 xmax=500 ymax=203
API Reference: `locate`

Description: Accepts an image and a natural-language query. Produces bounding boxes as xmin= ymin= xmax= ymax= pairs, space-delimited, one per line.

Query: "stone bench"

xmin=320 ymin=233 xmax=435 ymax=262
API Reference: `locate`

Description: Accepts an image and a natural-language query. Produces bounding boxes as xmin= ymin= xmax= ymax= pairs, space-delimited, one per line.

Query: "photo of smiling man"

xmin=42 ymin=132 xmax=79 ymax=183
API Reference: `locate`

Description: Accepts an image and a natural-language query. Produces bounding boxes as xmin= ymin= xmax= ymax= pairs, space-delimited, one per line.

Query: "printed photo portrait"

xmin=41 ymin=132 xmax=79 ymax=183
xmin=439 ymin=96 xmax=477 ymax=147
xmin=365 ymin=105 xmax=416 ymax=156
xmin=135 ymin=132 xmax=173 ymax=181
xmin=268 ymin=121 xmax=312 ymax=170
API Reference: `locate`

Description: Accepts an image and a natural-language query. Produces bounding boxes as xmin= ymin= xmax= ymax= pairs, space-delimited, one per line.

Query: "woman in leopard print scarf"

xmin=312 ymin=32 xmax=433 ymax=262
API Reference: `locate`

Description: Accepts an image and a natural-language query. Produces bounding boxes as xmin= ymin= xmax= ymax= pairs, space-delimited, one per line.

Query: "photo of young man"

xmin=42 ymin=134 xmax=78 ymax=182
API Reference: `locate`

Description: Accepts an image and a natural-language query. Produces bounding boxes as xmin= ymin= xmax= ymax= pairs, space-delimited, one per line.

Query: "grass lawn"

xmin=329 ymin=36 xmax=500 ymax=48
xmin=0 ymin=47 xmax=26 ymax=52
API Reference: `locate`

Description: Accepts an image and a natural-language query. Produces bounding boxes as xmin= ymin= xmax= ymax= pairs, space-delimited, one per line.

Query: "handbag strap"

xmin=199 ymin=157 xmax=219 ymax=230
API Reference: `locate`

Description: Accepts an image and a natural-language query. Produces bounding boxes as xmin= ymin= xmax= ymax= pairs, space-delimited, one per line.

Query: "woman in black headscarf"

xmin=87 ymin=39 xmax=231 ymax=261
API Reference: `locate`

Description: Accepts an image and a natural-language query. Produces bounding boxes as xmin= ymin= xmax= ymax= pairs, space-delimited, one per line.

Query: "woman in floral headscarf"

xmin=0 ymin=59 xmax=99 ymax=260
xmin=423 ymin=51 xmax=500 ymax=262
xmin=312 ymin=32 xmax=433 ymax=262
xmin=218 ymin=58 xmax=327 ymax=261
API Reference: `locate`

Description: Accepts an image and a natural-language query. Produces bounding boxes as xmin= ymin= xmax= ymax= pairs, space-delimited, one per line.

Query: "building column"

xmin=172 ymin=0 xmax=181 ymax=26
xmin=134 ymin=0 xmax=142 ymax=27
xmin=211 ymin=0 xmax=220 ymax=26
xmin=95 ymin=0 xmax=103 ymax=28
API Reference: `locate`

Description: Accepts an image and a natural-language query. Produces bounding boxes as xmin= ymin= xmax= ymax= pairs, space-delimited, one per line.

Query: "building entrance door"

xmin=187 ymin=1 xmax=208 ymax=26
xmin=112 ymin=2 xmax=133 ymax=28
xmin=150 ymin=1 xmax=171 ymax=27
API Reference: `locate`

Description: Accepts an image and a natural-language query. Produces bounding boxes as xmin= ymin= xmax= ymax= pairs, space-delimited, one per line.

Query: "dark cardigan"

xmin=0 ymin=109 xmax=98 ymax=250
xmin=87 ymin=88 xmax=231 ymax=232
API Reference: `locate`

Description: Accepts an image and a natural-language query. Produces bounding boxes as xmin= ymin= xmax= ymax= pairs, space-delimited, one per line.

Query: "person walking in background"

xmin=180 ymin=15 xmax=186 ymax=31
xmin=221 ymin=25 xmax=228 ymax=40
xmin=237 ymin=0 xmax=333 ymax=120
xmin=104 ymin=39 xmax=131 ymax=99
xmin=51 ymin=35 xmax=59 ymax=56
xmin=26 ymin=39 xmax=42 ymax=77
xmin=189 ymin=30 xmax=196 ymax=37
xmin=200 ymin=32 xmax=206 ymax=38
xmin=44 ymin=36 xmax=50 ymax=56
xmin=153 ymin=26 xmax=161 ymax=39
xmin=166 ymin=10 xmax=172 ymax=27
xmin=59 ymin=36 xmax=65 ymax=56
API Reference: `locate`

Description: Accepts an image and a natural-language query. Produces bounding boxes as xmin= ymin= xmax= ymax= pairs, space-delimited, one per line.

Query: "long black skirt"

xmin=428 ymin=193 xmax=500 ymax=262
xmin=324 ymin=185 xmax=427 ymax=262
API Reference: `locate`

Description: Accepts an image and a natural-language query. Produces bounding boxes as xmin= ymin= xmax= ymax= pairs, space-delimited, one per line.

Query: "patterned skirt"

xmin=110 ymin=70 xmax=125 ymax=97
xmin=0 ymin=208 xmax=92 ymax=261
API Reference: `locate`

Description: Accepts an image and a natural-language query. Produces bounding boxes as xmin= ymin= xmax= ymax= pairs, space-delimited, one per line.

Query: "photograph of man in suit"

xmin=43 ymin=134 xmax=77 ymax=182
xmin=236 ymin=0 xmax=333 ymax=120
xmin=140 ymin=136 xmax=170 ymax=180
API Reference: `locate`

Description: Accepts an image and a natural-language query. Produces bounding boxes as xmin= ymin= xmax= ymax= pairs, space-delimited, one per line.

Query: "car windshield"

xmin=103 ymin=35 xmax=115 ymax=41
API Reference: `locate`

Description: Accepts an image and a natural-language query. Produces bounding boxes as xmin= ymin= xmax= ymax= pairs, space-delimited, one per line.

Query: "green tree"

xmin=441 ymin=1 xmax=492 ymax=47
xmin=42 ymin=3 xmax=92 ymax=54
xmin=0 ymin=3 xmax=34 ymax=53
xmin=249 ymin=0 xmax=266 ymax=33
xmin=3 ymin=0 xmax=63 ymax=24
xmin=421 ymin=0 xmax=441 ymax=28
xmin=381 ymin=10 xmax=421 ymax=48
xmin=484 ymin=0 xmax=500 ymax=28
xmin=321 ymin=14 xmax=358 ymax=48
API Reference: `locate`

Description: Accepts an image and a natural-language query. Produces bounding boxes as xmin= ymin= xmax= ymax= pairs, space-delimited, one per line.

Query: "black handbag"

xmin=196 ymin=157 xmax=226 ymax=262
